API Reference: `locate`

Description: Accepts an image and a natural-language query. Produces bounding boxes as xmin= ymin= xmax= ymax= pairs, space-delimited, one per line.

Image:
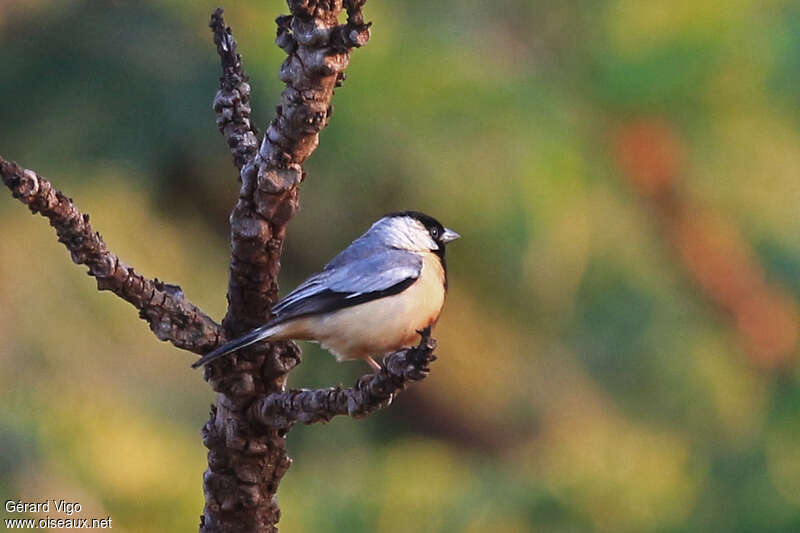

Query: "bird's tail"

xmin=192 ymin=323 xmax=277 ymax=368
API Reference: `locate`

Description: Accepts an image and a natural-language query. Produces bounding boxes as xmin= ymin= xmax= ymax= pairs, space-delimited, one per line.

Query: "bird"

xmin=192 ymin=211 xmax=460 ymax=370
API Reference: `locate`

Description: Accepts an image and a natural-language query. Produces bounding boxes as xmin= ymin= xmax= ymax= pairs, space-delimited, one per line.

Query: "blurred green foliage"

xmin=1 ymin=1 xmax=799 ymax=531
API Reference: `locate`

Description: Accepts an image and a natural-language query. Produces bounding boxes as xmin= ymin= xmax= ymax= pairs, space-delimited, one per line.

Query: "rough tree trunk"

xmin=199 ymin=2 xmax=371 ymax=531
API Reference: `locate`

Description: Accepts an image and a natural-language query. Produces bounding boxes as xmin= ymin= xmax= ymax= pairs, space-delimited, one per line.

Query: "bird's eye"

xmin=430 ymin=227 xmax=440 ymax=239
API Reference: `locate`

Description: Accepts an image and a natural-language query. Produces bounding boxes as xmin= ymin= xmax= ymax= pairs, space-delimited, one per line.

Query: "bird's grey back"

xmin=323 ymin=229 xmax=387 ymax=270
xmin=324 ymin=216 xmax=429 ymax=268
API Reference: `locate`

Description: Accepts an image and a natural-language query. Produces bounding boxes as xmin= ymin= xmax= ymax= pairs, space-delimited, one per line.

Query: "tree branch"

xmin=210 ymin=8 xmax=259 ymax=171
xmin=0 ymin=156 xmax=223 ymax=354
xmin=200 ymin=4 xmax=372 ymax=532
xmin=222 ymin=0 xmax=372 ymax=337
xmin=249 ymin=331 xmax=437 ymax=429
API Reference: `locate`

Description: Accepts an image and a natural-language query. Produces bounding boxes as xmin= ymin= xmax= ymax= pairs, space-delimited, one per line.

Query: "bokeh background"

xmin=1 ymin=1 xmax=800 ymax=531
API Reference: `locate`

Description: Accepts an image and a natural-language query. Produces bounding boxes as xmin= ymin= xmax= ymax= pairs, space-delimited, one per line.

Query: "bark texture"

xmin=1 ymin=4 xmax=436 ymax=532
xmin=211 ymin=9 xmax=259 ymax=172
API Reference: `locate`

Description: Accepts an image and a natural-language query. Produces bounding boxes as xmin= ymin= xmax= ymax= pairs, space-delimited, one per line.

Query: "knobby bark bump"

xmin=1 ymin=4 xmax=439 ymax=533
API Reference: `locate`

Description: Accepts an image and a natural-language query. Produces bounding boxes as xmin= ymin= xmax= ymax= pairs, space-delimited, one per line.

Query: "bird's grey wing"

xmin=270 ymin=249 xmax=422 ymax=322
xmin=322 ymin=230 xmax=380 ymax=270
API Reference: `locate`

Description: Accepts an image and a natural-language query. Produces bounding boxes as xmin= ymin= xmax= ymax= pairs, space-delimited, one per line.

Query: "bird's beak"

xmin=440 ymin=228 xmax=460 ymax=243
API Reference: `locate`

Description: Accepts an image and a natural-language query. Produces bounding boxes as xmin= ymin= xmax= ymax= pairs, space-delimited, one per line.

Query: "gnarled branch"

xmin=0 ymin=156 xmax=223 ymax=354
xmin=250 ymin=331 xmax=437 ymax=429
xmin=222 ymin=0 xmax=371 ymax=335
xmin=200 ymin=4 xmax=375 ymax=532
xmin=210 ymin=8 xmax=259 ymax=171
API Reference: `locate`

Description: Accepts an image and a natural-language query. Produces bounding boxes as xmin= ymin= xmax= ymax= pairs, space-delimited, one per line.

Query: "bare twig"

xmin=0 ymin=156 xmax=223 ymax=354
xmin=250 ymin=331 xmax=437 ymax=429
xmin=210 ymin=8 xmax=259 ymax=171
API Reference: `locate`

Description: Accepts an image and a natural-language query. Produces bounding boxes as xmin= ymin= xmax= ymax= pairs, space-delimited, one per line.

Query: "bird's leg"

xmin=366 ymin=356 xmax=381 ymax=372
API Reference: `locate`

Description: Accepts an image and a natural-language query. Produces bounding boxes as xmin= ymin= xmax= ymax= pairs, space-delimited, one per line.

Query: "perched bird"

xmin=193 ymin=211 xmax=459 ymax=370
